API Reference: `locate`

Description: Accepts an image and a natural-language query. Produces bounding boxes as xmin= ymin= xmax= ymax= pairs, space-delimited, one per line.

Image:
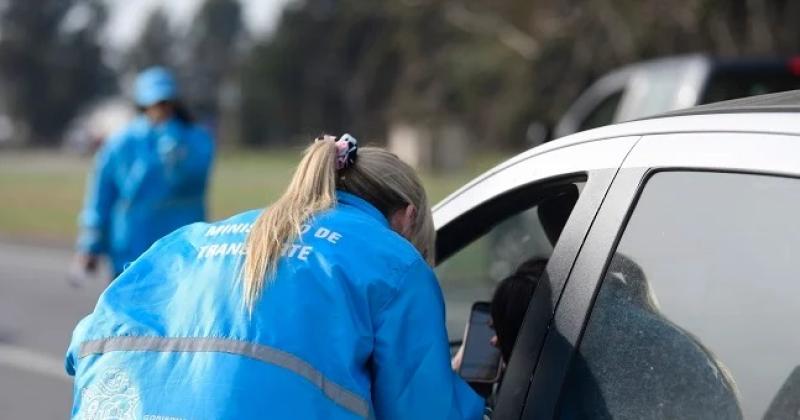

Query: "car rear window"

xmin=701 ymin=64 xmax=800 ymax=104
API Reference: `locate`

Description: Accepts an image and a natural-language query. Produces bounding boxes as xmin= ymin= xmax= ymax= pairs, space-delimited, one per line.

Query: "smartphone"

xmin=458 ymin=301 xmax=502 ymax=383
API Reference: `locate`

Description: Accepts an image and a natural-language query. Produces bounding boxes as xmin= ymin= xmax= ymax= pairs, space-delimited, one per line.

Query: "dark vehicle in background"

xmin=436 ymin=90 xmax=800 ymax=419
xmin=554 ymin=54 xmax=800 ymax=137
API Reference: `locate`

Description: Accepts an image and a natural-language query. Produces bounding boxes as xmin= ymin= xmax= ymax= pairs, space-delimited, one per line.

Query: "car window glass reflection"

xmin=559 ymin=171 xmax=800 ymax=419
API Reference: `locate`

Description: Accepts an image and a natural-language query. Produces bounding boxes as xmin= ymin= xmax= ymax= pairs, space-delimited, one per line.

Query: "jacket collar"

xmin=336 ymin=190 xmax=390 ymax=228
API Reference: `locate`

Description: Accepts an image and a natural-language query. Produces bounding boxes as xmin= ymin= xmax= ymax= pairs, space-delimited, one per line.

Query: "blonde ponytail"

xmin=242 ymin=140 xmax=338 ymax=310
xmin=241 ymin=136 xmax=435 ymax=312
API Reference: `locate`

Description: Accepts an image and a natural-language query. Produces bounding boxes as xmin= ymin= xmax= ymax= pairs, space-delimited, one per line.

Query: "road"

xmin=0 ymin=242 xmax=106 ymax=418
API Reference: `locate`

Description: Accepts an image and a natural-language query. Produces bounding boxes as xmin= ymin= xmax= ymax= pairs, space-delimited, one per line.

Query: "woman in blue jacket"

xmin=66 ymin=134 xmax=484 ymax=419
xmin=76 ymin=66 xmax=215 ymax=277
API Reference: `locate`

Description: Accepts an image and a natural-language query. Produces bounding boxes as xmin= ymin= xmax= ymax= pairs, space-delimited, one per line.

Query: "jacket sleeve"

xmin=371 ymin=258 xmax=484 ymax=420
xmin=157 ymin=124 xmax=214 ymax=194
xmin=76 ymin=142 xmax=118 ymax=254
xmin=65 ymin=313 xmax=94 ymax=376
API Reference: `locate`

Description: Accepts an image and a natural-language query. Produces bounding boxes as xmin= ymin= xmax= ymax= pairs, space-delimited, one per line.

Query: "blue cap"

xmin=134 ymin=66 xmax=178 ymax=107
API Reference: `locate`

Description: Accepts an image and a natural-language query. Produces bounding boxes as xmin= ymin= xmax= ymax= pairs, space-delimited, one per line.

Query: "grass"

xmin=0 ymin=149 xmax=508 ymax=245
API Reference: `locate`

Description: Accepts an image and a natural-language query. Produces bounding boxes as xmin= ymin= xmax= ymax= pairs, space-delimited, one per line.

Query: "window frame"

xmin=524 ymin=130 xmax=800 ymax=419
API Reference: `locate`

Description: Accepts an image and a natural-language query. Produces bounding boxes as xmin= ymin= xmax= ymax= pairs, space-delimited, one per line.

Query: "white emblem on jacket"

xmin=80 ymin=368 xmax=141 ymax=420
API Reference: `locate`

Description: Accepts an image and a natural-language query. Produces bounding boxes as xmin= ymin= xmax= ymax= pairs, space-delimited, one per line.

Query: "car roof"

xmin=645 ymin=88 xmax=800 ymax=118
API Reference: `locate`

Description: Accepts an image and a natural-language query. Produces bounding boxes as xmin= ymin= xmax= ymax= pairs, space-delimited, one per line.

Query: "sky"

xmin=103 ymin=0 xmax=295 ymax=50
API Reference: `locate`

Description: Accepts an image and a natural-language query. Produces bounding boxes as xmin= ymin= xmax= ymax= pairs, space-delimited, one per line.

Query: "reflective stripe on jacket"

xmin=66 ymin=192 xmax=484 ymax=419
xmin=77 ymin=115 xmax=214 ymax=274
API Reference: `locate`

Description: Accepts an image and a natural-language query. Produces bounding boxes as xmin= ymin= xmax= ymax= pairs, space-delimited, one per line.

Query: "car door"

xmin=432 ymin=136 xmax=640 ymax=416
xmin=524 ymin=129 xmax=800 ymax=419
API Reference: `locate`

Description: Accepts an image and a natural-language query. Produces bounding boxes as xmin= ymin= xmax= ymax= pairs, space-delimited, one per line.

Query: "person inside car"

xmin=66 ymin=134 xmax=484 ymax=419
xmin=490 ymin=257 xmax=547 ymax=363
xmin=489 ymin=187 xmax=577 ymax=364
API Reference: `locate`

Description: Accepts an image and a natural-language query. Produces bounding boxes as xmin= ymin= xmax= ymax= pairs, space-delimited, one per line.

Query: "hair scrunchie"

xmin=316 ymin=133 xmax=358 ymax=170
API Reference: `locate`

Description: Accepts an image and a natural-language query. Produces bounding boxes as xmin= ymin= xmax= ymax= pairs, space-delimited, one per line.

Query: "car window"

xmin=436 ymin=183 xmax=582 ymax=339
xmin=623 ymin=66 xmax=689 ymax=121
xmin=577 ymin=90 xmax=623 ymax=132
xmin=557 ymin=171 xmax=800 ymax=420
xmin=701 ymin=68 xmax=800 ymax=104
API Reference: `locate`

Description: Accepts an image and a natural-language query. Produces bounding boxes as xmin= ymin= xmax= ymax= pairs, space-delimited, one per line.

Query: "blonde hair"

xmin=241 ymin=139 xmax=434 ymax=310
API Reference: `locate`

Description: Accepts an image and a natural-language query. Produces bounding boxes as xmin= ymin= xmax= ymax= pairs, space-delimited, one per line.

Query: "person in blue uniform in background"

xmin=66 ymin=134 xmax=484 ymax=419
xmin=75 ymin=66 xmax=215 ymax=277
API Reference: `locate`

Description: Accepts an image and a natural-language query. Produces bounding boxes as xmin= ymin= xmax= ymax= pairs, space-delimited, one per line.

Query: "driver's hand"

xmin=451 ymin=343 xmax=464 ymax=372
xmin=77 ymin=253 xmax=100 ymax=273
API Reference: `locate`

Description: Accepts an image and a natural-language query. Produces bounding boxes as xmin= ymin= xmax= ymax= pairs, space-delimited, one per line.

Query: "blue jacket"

xmin=66 ymin=192 xmax=484 ymax=419
xmin=77 ymin=115 xmax=214 ymax=274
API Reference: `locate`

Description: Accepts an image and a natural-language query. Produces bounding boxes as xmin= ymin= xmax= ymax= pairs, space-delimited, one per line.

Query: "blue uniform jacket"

xmin=77 ymin=115 xmax=214 ymax=274
xmin=66 ymin=192 xmax=484 ymax=419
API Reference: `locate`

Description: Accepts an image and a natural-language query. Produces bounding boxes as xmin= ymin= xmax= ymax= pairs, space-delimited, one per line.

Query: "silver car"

xmin=435 ymin=90 xmax=800 ymax=419
xmin=554 ymin=54 xmax=800 ymax=138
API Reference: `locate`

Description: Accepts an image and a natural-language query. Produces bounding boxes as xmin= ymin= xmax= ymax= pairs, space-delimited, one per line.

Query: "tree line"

xmin=1 ymin=0 xmax=798 ymax=148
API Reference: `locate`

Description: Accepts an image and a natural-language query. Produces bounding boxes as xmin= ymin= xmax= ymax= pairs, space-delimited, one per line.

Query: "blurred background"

xmin=3 ymin=0 xmax=800 ymax=242
xmin=1 ymin=0 xmax=800 ymax=416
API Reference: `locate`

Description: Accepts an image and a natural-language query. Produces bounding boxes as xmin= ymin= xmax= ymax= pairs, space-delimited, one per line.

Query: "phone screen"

xmin=459 ymin=302 xmax=502 ymax=382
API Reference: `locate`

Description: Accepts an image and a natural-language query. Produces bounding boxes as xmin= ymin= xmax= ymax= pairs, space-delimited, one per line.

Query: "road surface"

xmin=0 ymin=241 xmax=106 ymax=418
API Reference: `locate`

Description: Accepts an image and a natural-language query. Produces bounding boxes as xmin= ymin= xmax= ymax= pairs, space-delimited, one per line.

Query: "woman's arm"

xmin=76 ymin=143 xmax=119 ymax=256
xmin=371 ymin=259 xmax=484 ymax=420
